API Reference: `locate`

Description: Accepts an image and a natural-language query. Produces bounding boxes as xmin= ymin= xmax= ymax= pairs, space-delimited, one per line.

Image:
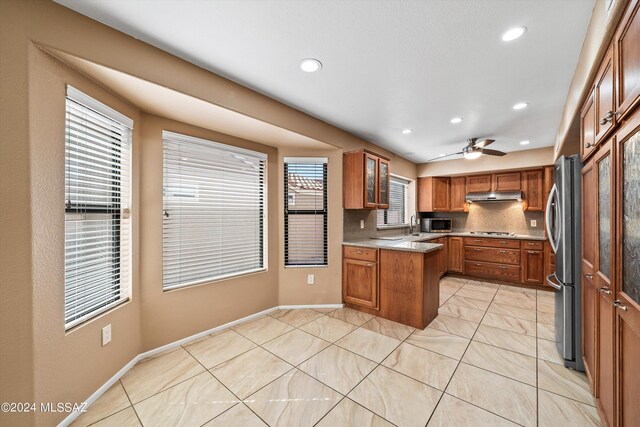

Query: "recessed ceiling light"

xmin=513 ymin=102 xmax=528 ymax=110
xmin=439 ymin=153 xmax=446 ymax=157
xmin=299 ymin=58 xmax=322 ymax=72
xmin=450 ymin=117 xmax=463 ymax=124
xmin=502 ymin=26 xmax=527 ymax=42
xmin=402 ymin=129 xmax=412 ymax=134
xmin=520 ymin=140 xmax=531 ymax=145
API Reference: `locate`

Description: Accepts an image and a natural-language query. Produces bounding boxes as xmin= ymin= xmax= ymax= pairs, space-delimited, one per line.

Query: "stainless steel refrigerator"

xmin=545 ymin=154 xmax=584 ymax=371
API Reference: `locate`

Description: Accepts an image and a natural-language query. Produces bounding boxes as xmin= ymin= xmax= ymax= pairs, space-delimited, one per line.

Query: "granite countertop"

xmin=342 ymin=238 xmax=443 ymax=254
xmin=343 ymin=231 xmax=547 ymax=253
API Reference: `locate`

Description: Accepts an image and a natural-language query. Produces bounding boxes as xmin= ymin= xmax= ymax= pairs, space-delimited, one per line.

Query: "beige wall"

xmin=138 ymin=114 xmax=279 ymax=350
xmin=278 ymin=148 xmax=343 ymax=306
xmin=0 ymin=2 xmax=420 ymax=426
xmin=28 ymin=46 xmax=143 ymax=427
xmin=417 ymin=147 xmax=554 ymax=177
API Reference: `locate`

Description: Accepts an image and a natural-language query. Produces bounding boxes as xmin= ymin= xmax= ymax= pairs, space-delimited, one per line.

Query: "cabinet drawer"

xmin=522 ymin=240 xmax=543 ymax=250
xmin=465 ymin=260 xmax=521 ymax=282
xmin=343 ymin=245 xmax=378 ymax=262
xmin=463 ymin=237 xmax=520 ymax=249
xmin=465 ymin=246 xmax=520 ymax=265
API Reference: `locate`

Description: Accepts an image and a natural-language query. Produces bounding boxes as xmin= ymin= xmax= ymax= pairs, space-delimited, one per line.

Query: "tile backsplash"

xmin=424 ymin=202 xmax=545 ymax=236
xmin=343 ymin=201 xmax=545 ymax=240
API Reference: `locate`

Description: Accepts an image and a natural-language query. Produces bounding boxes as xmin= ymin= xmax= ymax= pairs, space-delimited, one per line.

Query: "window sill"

xmin=377 ymin=224 xmax=410 ymax=231
xmin=285 ymin=264 xmax=328 ymax=269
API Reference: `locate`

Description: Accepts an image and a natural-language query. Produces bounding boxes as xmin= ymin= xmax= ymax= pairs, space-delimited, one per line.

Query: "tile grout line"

xmin=426 ymin=282 xmax=532 ymax=427
xmin=312 ymin=313 xmax=416 ymax=427
xmin=181 ymin=340 xmax=273 ymax=427
xmin=425 ymin=279 xmax=493 ymax=426
xmin=118 ymin=378 xmax=145 ymax=427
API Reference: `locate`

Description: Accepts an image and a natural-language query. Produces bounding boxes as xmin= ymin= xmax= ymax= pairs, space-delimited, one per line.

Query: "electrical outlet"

xmin=531 ymin=220 xmax=537 ymax=227
xmin=360 ymin=220 xmax=365 ymax=229
xmin=102 ymin=324 xmax=112 ymax=346
xmin=307 ymin=274 xmax=315 ymax=285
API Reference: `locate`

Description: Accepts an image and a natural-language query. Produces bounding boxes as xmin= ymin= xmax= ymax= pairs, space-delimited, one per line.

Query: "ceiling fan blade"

xmin=425 ymin=151 xmax=463 ymax=162
xmin=481 ymin=148 xmax=506 ymax=156
xmin=475 ymin=139 xmax=495 ymax=148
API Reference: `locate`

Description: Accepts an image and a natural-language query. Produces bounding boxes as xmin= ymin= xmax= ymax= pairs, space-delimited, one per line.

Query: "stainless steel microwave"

xmin=420 ymin=218 xmax=452 ymax=233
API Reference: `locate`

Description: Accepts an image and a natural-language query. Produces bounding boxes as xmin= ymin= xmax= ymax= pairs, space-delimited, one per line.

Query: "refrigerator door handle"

xmin=546 ymin=273 xmax=562 ymax=291
xmin=546 ymin=184 xmax=559 ymax=253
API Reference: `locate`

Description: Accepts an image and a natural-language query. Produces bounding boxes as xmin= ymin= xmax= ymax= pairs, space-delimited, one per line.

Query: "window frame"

xmin=377 ymin=175 xmax=410 ymax=229
xmin=64 ymin=86 xmax=133 ymax=330
xmin=284 ymin=157 xmax=328 ymax=268
xmin=161 ymin=131 xmax=268 ymax=290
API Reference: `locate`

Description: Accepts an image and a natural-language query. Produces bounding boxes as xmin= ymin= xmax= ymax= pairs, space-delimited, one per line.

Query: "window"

xmin=284 ymin=158 xmax=328 ymax=266
xmin=64 ymin=86 xmax=132 ymax=329
xmin=377 ymin=176 xmax=409 ymax=227
xmin=162 ymin=131 xmax=266 ymax=289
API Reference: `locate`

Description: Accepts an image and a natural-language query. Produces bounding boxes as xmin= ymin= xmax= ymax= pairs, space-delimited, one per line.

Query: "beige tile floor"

xmin=71 ymin=277 xmax=602 ymax=427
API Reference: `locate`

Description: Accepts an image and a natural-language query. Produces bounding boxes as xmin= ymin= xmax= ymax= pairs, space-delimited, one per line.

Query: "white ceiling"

xmin=55 ymin=0 xmax=595 ymax=163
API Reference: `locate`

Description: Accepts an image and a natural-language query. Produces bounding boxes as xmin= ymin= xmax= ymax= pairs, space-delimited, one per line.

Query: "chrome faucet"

xmin=409 ymin=215 xmax=416 ymax=234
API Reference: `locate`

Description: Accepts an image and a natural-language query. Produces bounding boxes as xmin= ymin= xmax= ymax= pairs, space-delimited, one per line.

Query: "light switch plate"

xmin=307 ymin=274 xmax=315 ymax=285
xmin=102 ymin=324 xmax=112 ymax=346
xmin=531 ymin=220 xmax=537 ymax=227
xmin=360 ymin=220 xmax=365 ymax=229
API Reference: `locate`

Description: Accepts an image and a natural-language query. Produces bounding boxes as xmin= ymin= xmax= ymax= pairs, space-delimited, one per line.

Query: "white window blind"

xmin=64 ymin=86 xmax=132 ymax=330
xmin=284 ymin=158 xmax=328 ymax=267
xmin=377 ymin=176 xmax=409 ymax=227
xmin=163 ymin=131 xmax=267 ymax=289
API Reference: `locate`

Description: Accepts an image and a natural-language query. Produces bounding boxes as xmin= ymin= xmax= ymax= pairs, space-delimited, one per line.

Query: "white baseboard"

xmin=58 ymin=303 xmax=343 ymax=427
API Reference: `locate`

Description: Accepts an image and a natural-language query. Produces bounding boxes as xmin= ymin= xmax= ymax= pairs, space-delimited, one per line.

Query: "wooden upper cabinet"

xmin=492 ymin=172 xmax=522 ymax=191
xmin=466 ymin=174 xmax=492 ymax=193
xmin=614 ymin=0 xmax=640 ymax=120
xmin=343 ymin=150 xmax=390 ymax=209
xmin=582 ymin=90 xmax=597 ymax=160
xmin=418 ymin=177 xmax=450 ymax=212
xmin=377 ymin=158 xmax=390 ymax=210
xmin=595 ymin=47 xmax=617 ymax=143
xmin=450 ymin=176 xmax=467 ymax=212
xmin=522 ymin=169 xmax=544 ymax=211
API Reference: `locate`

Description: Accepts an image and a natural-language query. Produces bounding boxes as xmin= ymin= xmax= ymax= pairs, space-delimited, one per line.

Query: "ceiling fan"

xmin=426 ymin=138 xmax=507 ymax=162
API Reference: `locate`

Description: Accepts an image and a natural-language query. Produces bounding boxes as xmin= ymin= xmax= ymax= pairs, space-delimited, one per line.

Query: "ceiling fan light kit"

xmin=427 ymin=137 xmax=506 ymax=162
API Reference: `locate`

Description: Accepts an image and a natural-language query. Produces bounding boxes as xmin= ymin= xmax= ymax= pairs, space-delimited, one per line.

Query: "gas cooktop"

xmin=469 ymin=231 xmax=516 ymax=236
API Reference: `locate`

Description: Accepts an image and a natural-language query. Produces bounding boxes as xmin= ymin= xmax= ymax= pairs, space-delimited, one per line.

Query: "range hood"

xmin=465 ymin=191 xmax=523 ymax=203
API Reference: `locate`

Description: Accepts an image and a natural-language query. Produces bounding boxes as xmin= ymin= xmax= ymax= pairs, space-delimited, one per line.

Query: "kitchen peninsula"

xmin=342 ymin=238 xmax=442 ymax=329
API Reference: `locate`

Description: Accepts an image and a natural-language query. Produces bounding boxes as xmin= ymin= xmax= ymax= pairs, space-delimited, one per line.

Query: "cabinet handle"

xmin=355 ymin=251 xmax=364 ymax=254
xmin=474 ymin=248 xmax=483 ymax=251
xmin=613 ymin=300 xmax=628 ymax=311
xmin=473 ymin=239 xmax=482 ymax=242
xmin=475 ymin=263 xmax=481 ymax=266
xmin=585 ymin=142 xmax=593 ymax=148
xmin=527 ymin=242 xmax=536 ymax=246
xmin=585 ymin=273 xmax=594 ymax=279
xmin=528 ymin=251 xmax=538 ymax=254
xmin=598 ymin=287 xmax=612 ymax=295
xmin=500 ymin=241 xmax=507 ymax=244
xmin=499 ymin=266 xmax=507 ymax=269
xmin=599 ymin=110 xmax=616 ymax=125
xmin=366 ymin=263 xmax=374 ymax=267
xmin=499 ymin=250 xmax=507 ymax=253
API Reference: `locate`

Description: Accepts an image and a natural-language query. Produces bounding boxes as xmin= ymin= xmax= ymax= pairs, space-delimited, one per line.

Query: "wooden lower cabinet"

xmin=597 ymin=290 xmax=616 ymax=427
xmin=459 ymin=237 xmax=551 ymax=287
xmin=342 ymin=245 xmax=441 ymax=329
xmin=521 ymin=249 xmax=544 ymax=285
xmin=379 ymin=249 xmax=439 ymax=329
xmin=342 ymin=258 xmax=378 ymax=309
xmin=447 ymin=237 xmax=464 ymax=274
xmin=464 ymin=260 xmax=520 ymax=282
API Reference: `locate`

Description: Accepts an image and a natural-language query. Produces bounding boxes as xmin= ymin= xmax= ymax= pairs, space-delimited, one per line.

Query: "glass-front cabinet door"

xmin=378 ymin=158 xmax=390 ymax=209
xmin=615 ymin=120 xmax=640 ymax=427
xmin=364 ymin=153 xmax=378 ymax=208
xmin=594 ymin=139 xmax=615 ymax=427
